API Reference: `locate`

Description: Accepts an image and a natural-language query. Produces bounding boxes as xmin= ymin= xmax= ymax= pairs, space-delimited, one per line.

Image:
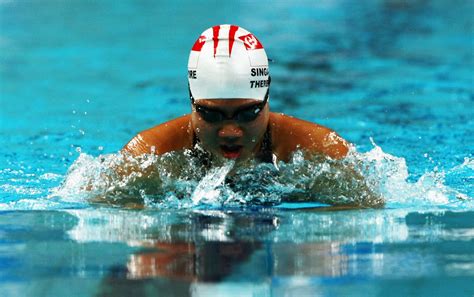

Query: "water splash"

xmin=345 ymin=139 xmax=472 ymax=209
xmin=191 ymin=160 xmax=235 ymax=205
xmin=48 ymin=141 xmax=473 ymax=210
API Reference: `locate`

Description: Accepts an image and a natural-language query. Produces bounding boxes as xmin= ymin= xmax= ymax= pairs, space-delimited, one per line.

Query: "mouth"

xmin=220 ymin=145 xmax=243 ymax=159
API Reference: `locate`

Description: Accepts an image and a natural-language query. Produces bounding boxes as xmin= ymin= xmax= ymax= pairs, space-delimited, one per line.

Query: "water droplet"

xmin=84 ymin=111 xmax=88 ymax=115
xmin=75 ymin=147 xmax=82 ymax=153
xmin=79 ymin=129 xmax=85 ymax=135
xmin=72 ymin=110 xmax=76 ymax=114
xmin=98 ymin=146 xmax=104 ymax=151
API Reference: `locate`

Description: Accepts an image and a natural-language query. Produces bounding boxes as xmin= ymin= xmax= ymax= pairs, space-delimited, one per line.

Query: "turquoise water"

xmin=1 ymin=0 xmax=473 ymax=296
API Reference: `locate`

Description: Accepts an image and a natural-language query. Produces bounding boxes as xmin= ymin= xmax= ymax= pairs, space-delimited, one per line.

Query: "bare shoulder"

xmin=269 ymin=112 xmax=349 ymax=160
xmin=123 ymin=115 xmax=193 ymax=156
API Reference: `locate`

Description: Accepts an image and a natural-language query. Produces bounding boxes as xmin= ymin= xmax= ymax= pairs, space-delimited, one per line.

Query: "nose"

xmin=218 ymin=123 xmax=243 ymax=140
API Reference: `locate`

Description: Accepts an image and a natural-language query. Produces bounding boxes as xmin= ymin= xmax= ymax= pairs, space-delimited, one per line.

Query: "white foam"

xmin=49 ymin=141 xmax=472 ymax=210
xmin=191 ymin=160 xmax=235 ymax=205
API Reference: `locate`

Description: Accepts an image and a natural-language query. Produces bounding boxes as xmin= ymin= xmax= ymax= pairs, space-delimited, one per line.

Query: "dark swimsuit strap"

xmin=255 ymin=126 xmax=273 ymax=163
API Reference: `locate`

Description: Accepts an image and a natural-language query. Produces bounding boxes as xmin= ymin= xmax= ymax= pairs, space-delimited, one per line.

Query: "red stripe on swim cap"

xmin=191 ymin=35 xmax=206 ymax=52
xmin=238 ymin=33 xmax=263 ymax=50
xmin=228 ymin=25 xmax=239 ymax=57
xmin=212 ymin=25 xmax=220 ymax=57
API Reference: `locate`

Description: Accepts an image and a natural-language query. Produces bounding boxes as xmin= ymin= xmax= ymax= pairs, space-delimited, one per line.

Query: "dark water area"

xmin=1 ymin=209 xmax=473 ymax=296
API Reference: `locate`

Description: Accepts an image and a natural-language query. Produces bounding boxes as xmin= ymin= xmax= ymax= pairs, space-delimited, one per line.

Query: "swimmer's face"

xmin=191 ymin=99 xmax=270 ymax=161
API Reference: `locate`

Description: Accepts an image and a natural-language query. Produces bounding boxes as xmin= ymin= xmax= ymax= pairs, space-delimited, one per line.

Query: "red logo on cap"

xmin=192 ymin=35 xmax=206 ymax=51
xmin=238 ymin=34 xmax=263 ymax=50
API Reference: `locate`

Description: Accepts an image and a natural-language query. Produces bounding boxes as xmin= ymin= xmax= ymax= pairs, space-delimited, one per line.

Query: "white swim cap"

xmin=188 ymin=24 xmax=270 ymax=101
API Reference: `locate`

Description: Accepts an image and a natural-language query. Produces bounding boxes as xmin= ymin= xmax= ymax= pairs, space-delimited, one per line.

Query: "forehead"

xmin=194 ymin=99 xmax=261 ymax=108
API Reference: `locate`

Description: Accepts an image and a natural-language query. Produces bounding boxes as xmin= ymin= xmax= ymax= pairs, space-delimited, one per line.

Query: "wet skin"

xmin=123 ymin=99 xmax=349 ymax=162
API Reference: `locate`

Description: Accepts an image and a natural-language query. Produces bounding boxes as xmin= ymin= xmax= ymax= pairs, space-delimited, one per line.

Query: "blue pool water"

xmin=1 ymin=0 xmax=473 ymax=296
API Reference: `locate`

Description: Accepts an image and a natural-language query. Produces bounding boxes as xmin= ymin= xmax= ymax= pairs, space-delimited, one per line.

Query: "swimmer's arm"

xmin=87 ymin=126 xmax=177 ymax=205
xmin=123 ymin=115 xmax=193 ymax=157
xmin=89 ymin=117 xmax=194 ymax=205
xmin=271 ymin=113 xmax=349 ymax=160
xmin=309 ymin=162 xmax=385 ymax=208
xmin=300 ymin=124 xmax=350 ymax=160
xmin=282 ymin=160 xmax=384 ymax=209
xmin=122 ymin=129 xmax=165 ymax=156
xmin=281 ymin=122 xmax=384 ymax=208
xmin=85 ymin=151 xmax=166 ymax=208
xmin=123 ymin=133 xmax=154 ymax=156
xmin=309 ymin=130 xmax=385 ymax=208
xmin=303 ymin=131 xmax=384 ymax=208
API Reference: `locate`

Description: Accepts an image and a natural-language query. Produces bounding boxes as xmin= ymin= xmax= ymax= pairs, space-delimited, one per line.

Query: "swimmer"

xmin=122 ymin=24 xmax=383 ymax=208
xmin=124 ymin=24 xmax=348 ymax=163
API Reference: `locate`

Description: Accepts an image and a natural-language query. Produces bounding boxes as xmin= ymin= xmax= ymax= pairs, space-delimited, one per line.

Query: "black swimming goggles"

xmin=189 ymin=77 xmax=270 ymax=123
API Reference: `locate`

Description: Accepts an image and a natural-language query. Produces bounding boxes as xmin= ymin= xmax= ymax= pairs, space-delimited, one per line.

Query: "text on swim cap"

xmin=251 ymin=67 xmax=269 ymax=77
xmin=250 ymin=79 xmax=269 ymax=88
xmin=188 ymin=70 xmax=197 ymax=79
